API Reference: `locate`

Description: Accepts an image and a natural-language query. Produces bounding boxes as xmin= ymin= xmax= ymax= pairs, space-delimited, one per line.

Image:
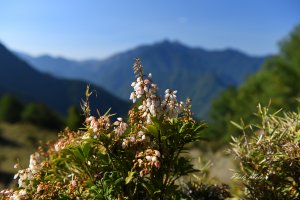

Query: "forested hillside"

xmin=209 ymin=25 xmax=300 ymax=143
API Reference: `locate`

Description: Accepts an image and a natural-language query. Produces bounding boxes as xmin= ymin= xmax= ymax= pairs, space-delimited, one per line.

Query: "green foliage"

xmin=231 ymin=105 xmax=300 ymax=199
xmin=66 ymin=106 xmax=83 ymax=130
xmin=182 ymin=182 xmax=231 ymax=200
xmin=209 ymin=25 xmax=300 ymax=145
xmin=0 ymin=95 xmax=23 ymax=123
xmin=21 ymin=103 xmax=64 ymax=130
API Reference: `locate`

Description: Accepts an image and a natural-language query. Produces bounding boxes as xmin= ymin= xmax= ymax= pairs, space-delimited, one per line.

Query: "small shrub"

xmin=231 ymin=104 xmax=300 ymax=199
xmin=0 ymin=59 xmax=226 ymax=199
xmin=0 ymin=95 xmax=23 ymax=123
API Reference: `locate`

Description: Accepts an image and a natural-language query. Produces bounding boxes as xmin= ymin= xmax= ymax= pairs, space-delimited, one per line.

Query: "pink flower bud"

xmin=37 ymin=185 xmax=43 ymax=193
xmin=151 ymin=156 xmax=157 ymax=162
xmin=146 ymin=155 xmax=152 ymax=161
xmin=154 ymin=150 xmax=161 ymax=157
xmin=154 ymin=161 xmax=161 ymax=169
xmin=71 ymin=180 xmax=76 ymax=187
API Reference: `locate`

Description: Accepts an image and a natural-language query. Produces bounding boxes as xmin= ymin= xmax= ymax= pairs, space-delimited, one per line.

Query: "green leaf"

xmin=147 ymin=124 xmax=159 ymax=138
xmin=82 ymin=142 xmax=91 ymax=158
xmin=153 ymin=190 xmax=161 ymax=195
xmin=90 ymin=185 xmax=98 ymax=191
xmin=230 ymin=121 xmax=244 ymax=130
xmin=179 ymin=123 xmax=188 ymax=133
xmin=125 ymin=171 xmax=135 ymax=184
xmin=72 ymin=148 xmax=85 ymax=161
xmin=114 ymin=177 xmax=123 ymax=185
xmin=193 ymin=123 xmax=206 ymax=132
xmin=103 ymin=107 xmax=112 ymax=116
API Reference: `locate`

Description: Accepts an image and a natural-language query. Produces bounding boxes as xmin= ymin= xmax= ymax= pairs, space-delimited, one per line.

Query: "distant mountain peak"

xmin=153 ymin=39 xmax=187 ymax=48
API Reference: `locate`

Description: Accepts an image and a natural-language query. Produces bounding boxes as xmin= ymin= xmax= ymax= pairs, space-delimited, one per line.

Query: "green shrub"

xmin=231 ymin=104 xmax=300 ymax=199
xmin=66 ymin=106 xmax=83 ymax=130
xmin=21 ymin=103 xmax=64 ymax=130
xmin=0 ymin=59 xmax=227 ymax=199
xmin=0 ymin=94 xmax=23 ymax=123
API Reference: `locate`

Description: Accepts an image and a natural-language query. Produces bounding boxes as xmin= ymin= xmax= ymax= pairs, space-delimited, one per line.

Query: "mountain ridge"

xmin=15 ymin=40 xmax=266 ymax=118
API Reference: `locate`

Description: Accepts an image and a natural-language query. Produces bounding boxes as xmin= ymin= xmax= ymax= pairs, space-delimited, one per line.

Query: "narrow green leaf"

xmin=114 ymin=177 xmax=123 ymax=185
xmin=230 ymin=121 xmax=244 ymax=130
xmin=179 ymin=123 xmax=188 ymax=133
xmin=153 ymin=190 xmax=161 ymax=195
xmin=103 ymin=107 xmax=112 ymax=116
xmin=82 ymin=143 xmax=91 ymax=158
xmin=72 ymin=148 xmax=85 ymax=161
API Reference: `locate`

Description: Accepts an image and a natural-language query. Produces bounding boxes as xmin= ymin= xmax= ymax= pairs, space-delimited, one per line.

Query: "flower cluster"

xmin=86 ymin=115 xmax=111 ymax=133
xmin=80 ymin=115 xmax=113 ymax=140
xmin=4 ymin=189 xmax=27 ymax=200
xmin=122 ymin=131 xmax=146 ymax=149
xmin=133 ymin=149 xmax=161 ymax=177
xmin=6 ymin=152 xmax=42 ymax=199
xmin=113 ymin=117 xmax=128 ymax=137
xmin=129 ymin=64 xmax=188 ymax=124
xmin=54 ymin=130 xmax=81 ymax=151
xmin=130 ymin=74 xmax=161 ymax=124
xmin=0 ymin=189 xmax=12 ymax=196
xmin=14 ymin=152 xmax=41 ymax=188
xmin=161 ymin=89 xmax=184 ymax=119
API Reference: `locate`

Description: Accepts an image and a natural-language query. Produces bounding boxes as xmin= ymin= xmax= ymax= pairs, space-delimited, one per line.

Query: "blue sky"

xmin=0 ymin=0 xmax=299 ymax=59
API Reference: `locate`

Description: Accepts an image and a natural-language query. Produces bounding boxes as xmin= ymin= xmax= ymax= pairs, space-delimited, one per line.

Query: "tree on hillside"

xmin=66 ymin=106 xmax=83 ymax=130
xmin=208 ymin=25 xmax=300 ymax=144
xmin=0 ymin=94 xmax=23 ymax=123
xmin=21 ymin=103 xmax=64 ymax=130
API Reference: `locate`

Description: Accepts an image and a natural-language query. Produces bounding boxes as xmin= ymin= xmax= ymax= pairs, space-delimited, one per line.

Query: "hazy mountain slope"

xmin=15 ymin=52 xmax=100 ymax=80
xmin=0 ymin=43 xmax=130 ymax=117
xmin=16 ymin=40 xmax=265 ymax=118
